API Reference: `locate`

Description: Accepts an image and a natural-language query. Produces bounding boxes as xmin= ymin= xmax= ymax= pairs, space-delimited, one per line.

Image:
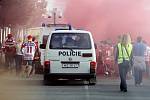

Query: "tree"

xmin=0 ymin=0 xmax=47 ymax=28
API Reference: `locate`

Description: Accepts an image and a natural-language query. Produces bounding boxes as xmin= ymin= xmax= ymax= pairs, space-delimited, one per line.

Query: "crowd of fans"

xmin=0 ymin=33 xmax=150 ymax=87
xmin=0 ymin=33 xmax=41 ymax=78
xmin=97 ymin=35 xmax=150 ymax=78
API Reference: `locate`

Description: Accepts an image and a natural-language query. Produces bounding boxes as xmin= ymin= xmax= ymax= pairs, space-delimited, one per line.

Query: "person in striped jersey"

xmin=21 ymin=35 xmax=37 ymax=78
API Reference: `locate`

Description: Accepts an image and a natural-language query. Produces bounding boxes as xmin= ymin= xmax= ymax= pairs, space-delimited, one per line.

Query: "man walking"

xmin=21 ymin=35 xmax=36 ymax=78
xmin=133 ymin=36 xmax=146 ymax=86
xmin=3 ymin=34 xmax=16 ymax=71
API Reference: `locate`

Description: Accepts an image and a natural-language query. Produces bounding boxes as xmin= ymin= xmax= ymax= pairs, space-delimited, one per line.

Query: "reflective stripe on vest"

xmin=117 ymin=43 xmax=132 ymax=64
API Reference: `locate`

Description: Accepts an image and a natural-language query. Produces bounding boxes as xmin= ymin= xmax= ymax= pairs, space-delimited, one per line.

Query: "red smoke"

xmin=58 ymin=0 xmax=150 ymax=43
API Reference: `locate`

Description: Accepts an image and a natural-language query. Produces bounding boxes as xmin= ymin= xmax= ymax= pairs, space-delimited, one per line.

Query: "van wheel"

xmin=43 ymin=75 xmax=49 ymax=85
xmin=89 ymin=77 xmax=96 ymax=85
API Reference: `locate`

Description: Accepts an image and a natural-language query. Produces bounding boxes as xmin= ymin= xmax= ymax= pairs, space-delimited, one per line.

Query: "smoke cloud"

xmin=60 ymin=0 xmax=150 ymax=43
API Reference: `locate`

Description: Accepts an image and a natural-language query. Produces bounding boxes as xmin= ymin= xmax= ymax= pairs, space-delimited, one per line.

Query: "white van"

xmin=40 ymin=29 xmax=97 ymax=85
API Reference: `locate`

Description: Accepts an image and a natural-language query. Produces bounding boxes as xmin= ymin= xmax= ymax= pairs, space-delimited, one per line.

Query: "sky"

xmin=46 ymin=0 xmax=150 ymax=43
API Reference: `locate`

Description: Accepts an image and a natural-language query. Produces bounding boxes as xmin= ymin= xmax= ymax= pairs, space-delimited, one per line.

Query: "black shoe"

xmin=120 ymin=89 xmax=123 ymax=91
xmin=123 ymin=89 xmax=127 ymax=92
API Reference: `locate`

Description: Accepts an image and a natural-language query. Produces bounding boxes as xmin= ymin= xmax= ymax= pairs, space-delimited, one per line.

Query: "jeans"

xmin=118 ymin=63 xmax=129 ymax=90
xmin=134 ymin=67 xmax=143 ymax=84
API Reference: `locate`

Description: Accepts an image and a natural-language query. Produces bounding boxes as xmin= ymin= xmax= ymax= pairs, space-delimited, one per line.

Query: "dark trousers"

xmin=5 ymin=54 xmax=14 ymax=69
xmin=145 ymin=61 xmax=150 ymax=77
xmin=134 ymin=67 xmax=143 ymax=84
xmin=118 ymin=63 xmax=129 ymax=90
xmin=15 ymin=55 xmax=23 ymax=75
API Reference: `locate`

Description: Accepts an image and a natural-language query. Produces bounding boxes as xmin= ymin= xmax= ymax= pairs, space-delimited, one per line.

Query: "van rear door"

xmin=46 ymin=50 xmax=95 ymax=73
xmin=45 ymin=32 xmax=96 ymax=74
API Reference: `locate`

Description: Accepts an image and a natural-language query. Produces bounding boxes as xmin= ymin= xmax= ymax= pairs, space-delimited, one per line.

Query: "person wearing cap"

xmin=3 ymin=33 xmax=16 ymax=71
xmin=21 ymin=35 xmax=37 ymax=78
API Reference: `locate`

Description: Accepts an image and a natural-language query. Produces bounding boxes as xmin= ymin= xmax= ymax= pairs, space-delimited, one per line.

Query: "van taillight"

xmin=44 ymin=61 xmax=50 ymax=74
xmin=90 ymin=61 xmax=97 ymax=73
xmin=44 ymin=61 xmax=50 ymax=68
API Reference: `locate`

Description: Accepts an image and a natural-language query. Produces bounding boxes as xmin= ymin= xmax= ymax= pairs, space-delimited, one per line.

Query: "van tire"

xmin=89 ymin=77 xmax=96 ymax=85
xmin=43 ymin=75 xmax=50 ymax=85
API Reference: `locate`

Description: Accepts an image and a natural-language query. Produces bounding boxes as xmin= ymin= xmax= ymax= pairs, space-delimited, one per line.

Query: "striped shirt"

xmin=21 ymin=41 xmax=36 ymax=60
xmin=145 ymin=46 xmax=150 ymax=61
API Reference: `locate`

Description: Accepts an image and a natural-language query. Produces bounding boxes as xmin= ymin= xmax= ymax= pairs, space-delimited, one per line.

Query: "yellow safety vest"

xmin=117 ymin=43 xmax=132 ymax=64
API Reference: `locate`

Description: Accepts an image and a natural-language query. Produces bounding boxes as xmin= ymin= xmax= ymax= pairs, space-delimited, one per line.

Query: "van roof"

xmin=52 ymin=29 xmax=91 ymax=34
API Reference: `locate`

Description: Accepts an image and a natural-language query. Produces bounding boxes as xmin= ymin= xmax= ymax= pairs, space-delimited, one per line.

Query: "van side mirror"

xmin=94 ymin=43 xmax=97 ymax=49
xmin=40 ymin=44 xmax=46 ymax=49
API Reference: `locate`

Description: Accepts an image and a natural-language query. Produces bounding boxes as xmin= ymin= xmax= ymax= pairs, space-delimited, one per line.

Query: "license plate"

xmin=62 ymin=63 xmax=79 ymax=68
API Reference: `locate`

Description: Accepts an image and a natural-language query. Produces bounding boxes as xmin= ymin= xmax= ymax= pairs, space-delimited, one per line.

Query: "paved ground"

xmin=0 ymin=71 xmax=150 ymax=100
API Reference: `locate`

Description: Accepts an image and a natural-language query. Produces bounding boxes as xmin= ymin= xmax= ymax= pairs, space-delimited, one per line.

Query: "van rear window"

xmin=49 ymin=33 xmax=91 ymax=49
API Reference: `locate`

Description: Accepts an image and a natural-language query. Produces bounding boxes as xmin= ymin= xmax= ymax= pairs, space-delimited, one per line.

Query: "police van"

xmin=40 ymin=29 xmax=97 ymax=85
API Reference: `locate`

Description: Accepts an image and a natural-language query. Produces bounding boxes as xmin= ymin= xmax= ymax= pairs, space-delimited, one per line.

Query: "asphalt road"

xmin=0 ymin=74 xmax=150 ymax=100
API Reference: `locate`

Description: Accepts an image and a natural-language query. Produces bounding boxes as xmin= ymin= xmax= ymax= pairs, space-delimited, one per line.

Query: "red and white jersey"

xmin=4 ymin=38 xmax=15 ymax=46
xmin=4 ymin=38 xmax=16 ymax=55
xmin=21 ymin=41 xmax=36 ymax=60
xmin=145 ymin=46 xmax=150 ymax=61
xmin=33 ymin=40 xmax=38 ymax=48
